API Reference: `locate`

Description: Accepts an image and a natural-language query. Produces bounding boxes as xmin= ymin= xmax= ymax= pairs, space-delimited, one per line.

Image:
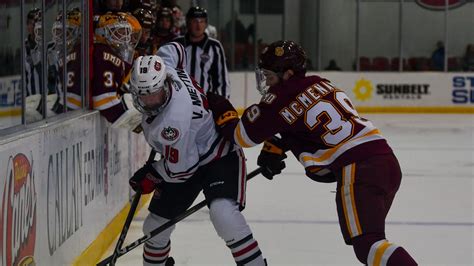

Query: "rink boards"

xmin=0 ymin=112 xmax=149 ymax=265
xmin=228 ymin=71 xmax=474 ymax=113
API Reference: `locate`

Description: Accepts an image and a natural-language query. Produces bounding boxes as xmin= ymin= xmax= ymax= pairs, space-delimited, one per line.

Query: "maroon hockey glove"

xmin=257 ymin=137 xmax=288 ymax=180
xmin=206 ymin=92 xmax=239 ymax=128
xmin=129 ymin=163 xmax=163 ymax=194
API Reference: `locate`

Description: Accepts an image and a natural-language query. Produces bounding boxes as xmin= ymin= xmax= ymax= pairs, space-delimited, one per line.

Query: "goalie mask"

xmin=130 ymin=55 xmax=170 ymax=116
xmin=95 ymin=12 xmax=134 ymax=63
xmin=256 ymin=40 xmax=307 ymax=95
xmin=118 ymin=12 xmax=142 ymax=49
xmin=52 ymin=9 xmax=81 ymax=50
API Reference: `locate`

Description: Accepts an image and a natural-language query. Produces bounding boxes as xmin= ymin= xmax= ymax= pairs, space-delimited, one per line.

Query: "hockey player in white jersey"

xmin=128 ymin=54 xmax=267 ymax=266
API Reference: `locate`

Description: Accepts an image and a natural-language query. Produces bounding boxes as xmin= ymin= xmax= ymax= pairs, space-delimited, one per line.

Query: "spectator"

xmin=462 ymin=44 xmax=474 ymax=71
xmin=325 ymin=59 xmax=342 ymax=71
xmin=94 ymin=0 xmax=124 ymax=14
xmin=247 ymin=23 xmax=255 ymax=44
xmin=161 ymin=0 xmax=185 ymax=35
xmin=152 ymin=7 xmax=178 ymax=49
xmin=128 ymin=0 xmax=158 ymax=14
xmin=174 ymin=6 xmax=231 ymax=98
xmin=161 ymin=0 xmax=176 ymax=7
xmin=431 ymin=41 xmax=445 ymax=71
xmin=132 ymin=8 xmax=155 ymax=56
xmin=205 ymin=24 xmax=218 ymax=39
xmin=225 ymin=13 xmax=248 ymax=44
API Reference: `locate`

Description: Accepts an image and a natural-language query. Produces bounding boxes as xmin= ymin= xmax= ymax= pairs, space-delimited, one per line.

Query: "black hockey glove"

xmin=257 ymin=137 xmax=288 ymax=180
xmin=129 ymin=163 xmax=163 ymax=194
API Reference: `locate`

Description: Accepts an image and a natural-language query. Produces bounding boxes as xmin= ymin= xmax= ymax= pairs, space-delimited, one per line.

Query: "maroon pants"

xmin=334 ymin=153 xmax=402 ymax=245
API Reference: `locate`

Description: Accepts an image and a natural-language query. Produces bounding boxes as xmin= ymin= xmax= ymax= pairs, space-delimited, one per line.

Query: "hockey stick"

xmin=97 ymin=167 xmax=263 ymax=265
xmin=105 ymin=150 xmax=157 ymax=266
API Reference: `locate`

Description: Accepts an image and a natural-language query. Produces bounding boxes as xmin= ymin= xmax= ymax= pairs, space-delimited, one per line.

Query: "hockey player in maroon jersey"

xmin=152 ymin=7 xmax=177 ymax=49
xmin=132 ymin=8 xmax=156 ymax=56
xmin=207 ymin=40 xmax=418 ymax=266
xmin=50 ymin=8 xmax=83 ymax=113
xmin=92 ymin=12 xmax=139 ymax=125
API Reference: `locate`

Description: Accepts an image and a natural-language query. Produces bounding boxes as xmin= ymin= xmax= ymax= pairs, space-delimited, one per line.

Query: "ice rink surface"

xmin=102 ymin=114 xmax=474 ymax=266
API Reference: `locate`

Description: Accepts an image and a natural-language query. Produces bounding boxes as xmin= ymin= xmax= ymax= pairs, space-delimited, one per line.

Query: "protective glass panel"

xmin=299 ymin=0 xmax=317 ymax=70
xmin=359 ymin=0 xmax=400 ymax=72
xmin=447 ymin=2 xmax=474 ymax=72
xmin=64 ymin=2 xmax=83 ymax=111
xmin=320 ymin=0 xmax=357 ymax=71
xmin=0 ymin=0 xmax=22 ymax=129
xmin=24 ymin=3 xmax=45 ymax=123
xmin=44 ymin=0 xmax=64 ymax=117
xmin=402 ymin=0 xmax=445 ymax=71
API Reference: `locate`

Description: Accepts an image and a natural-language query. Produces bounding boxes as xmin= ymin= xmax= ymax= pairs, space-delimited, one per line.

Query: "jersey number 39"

xmin=305 ymin=91 xmax=368 ymax=146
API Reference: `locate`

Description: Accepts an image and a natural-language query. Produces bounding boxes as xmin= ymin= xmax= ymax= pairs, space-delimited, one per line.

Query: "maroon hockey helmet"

xmin=157 ymin=7 xmax=174 ymax=21
xmin=258 ymin=40 xmax=307 ymax=76
xmin=132 ymin=8 xmax=154 ymax=30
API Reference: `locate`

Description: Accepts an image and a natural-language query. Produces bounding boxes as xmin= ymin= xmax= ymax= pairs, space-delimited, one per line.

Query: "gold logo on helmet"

xmin=275 ymin=47 xmax=284 ymax=56
xmin=353 ymin=78 xmax=373 ymax=101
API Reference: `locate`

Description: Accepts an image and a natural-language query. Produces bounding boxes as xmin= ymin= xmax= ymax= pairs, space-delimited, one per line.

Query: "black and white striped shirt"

xmin=25 ymin=38 xmax=43 ymax=96
xmin=174 ymin=33 xmax=231 ymax=98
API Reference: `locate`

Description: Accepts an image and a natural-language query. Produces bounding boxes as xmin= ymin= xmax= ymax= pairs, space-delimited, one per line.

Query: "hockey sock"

xmin=352 ymin=233 xmax=385 ymax=264
xmin=367 ymin=239 xmax=418 ymax=266
xmin=143 ymin=241 xmax=171 ymax=265
xmin=142 ymin=213 xmax=175 ymax=266
xmin=209 ymin=198 xmax=266 ymax=266
xmin=228 ymin=234 xmax=264 ymax=266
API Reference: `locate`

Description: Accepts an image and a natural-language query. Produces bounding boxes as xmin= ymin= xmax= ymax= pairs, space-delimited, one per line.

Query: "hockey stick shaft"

xmin=102 ymin=150 xmax=157 ymax=266
xmin=97 ymin=167 xmax=263 ymax=265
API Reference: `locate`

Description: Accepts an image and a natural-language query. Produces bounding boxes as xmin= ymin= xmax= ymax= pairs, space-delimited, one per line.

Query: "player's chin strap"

xmin=96 ymin=167 xmax=263 ymax=266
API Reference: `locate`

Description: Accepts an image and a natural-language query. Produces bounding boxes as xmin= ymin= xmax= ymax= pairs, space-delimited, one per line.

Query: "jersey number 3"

xmin=305 ymin=91 xmax=366 ymax=146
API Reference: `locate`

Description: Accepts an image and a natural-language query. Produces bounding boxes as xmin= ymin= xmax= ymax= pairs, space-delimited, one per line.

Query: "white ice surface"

xmin=101 ymin=114 xmax=474 ymax=266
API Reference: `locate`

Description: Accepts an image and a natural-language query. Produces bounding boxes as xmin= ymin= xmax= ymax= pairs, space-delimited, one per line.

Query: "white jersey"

xmin=142 ymin=68 xmax=236 ymax=183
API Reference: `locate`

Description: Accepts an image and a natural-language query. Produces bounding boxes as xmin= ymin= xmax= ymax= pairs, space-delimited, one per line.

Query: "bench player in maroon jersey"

xmin=92 ymin=12 xmax=135 ymax=123
xmin=50 ymin=8 xmax=83 ymax=112
xmin=207 ymin=40 xmax=417 ymax=266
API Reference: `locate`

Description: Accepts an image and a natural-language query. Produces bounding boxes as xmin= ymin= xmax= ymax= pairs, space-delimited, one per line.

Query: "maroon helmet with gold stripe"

xmin=258 ymin=40 xmax=307 ymax=76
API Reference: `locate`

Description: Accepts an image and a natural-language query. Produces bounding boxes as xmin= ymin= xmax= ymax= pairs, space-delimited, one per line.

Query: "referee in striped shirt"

xmin=174 ymin=6 xmax=231 ymax=98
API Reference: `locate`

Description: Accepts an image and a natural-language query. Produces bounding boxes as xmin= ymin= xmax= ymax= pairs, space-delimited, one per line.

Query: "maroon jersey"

xmin=58 ymin=43 xmax=82 ymax=110
xmin=92 ymin=43 xmax=127 ymax=123
xmin=228 ymin=75 xmax=392 ymax=176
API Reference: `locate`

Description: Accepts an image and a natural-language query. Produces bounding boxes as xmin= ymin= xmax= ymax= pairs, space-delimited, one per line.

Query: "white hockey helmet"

xmin=130 ymin=55 xmax=170 ymax=116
